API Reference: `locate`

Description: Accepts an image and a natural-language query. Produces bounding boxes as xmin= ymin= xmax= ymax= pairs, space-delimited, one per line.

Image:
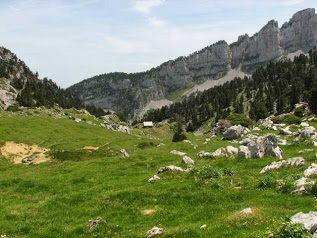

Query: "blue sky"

xmin=0 ymin=0 xmax=316 ymax=88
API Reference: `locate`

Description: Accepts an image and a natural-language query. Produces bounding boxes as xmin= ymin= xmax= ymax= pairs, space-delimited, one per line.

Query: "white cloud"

xmin=147 ymin=16 xmax=166 ymax=27
xmin=132 ymin=0 xmax=165 ymax=14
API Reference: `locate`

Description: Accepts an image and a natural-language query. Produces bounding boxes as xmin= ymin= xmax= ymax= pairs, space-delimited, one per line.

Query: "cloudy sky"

xmin=0 ymin=0 xmax=316 ymax=88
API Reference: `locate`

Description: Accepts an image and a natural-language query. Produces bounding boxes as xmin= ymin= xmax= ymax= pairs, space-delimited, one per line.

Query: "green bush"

xmin=268 ymin=222 xmax=312 ymax=238
xmin=283 ymin=115 xmax=302 ymax=125
xmin=294 ymin=106 xmax=305 ymax=117
xmin=5 ymin=104 xmax=21 ymax=112
xmin=172 ymin=122 xmax=187 ymax=142
xmin=227 ymin=113 xmax=254 ymax=127
xmin=271 ymin=115 xmax=285 ymax=124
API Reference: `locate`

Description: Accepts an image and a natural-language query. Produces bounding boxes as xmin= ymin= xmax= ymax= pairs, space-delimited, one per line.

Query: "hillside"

xmin=68 ymin=8 xmax=317 ymax=118
xmin=143 ymin=50 xmax=317 ymax=131
xmin=1 ymin=106 xmax=317 ymax=237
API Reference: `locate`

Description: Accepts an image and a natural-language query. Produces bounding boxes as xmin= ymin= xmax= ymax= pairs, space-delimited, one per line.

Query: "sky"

xmin=0 ymin=0 xmax=317 ymax=88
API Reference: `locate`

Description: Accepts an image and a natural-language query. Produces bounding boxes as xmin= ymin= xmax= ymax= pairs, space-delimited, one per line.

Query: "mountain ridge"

xmin=68 ymin=8 xmax=317 ymax=118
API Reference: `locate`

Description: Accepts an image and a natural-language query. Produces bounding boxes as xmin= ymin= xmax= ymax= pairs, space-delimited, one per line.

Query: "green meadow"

xmin=0 ymin=110 xmax=316 ymax=237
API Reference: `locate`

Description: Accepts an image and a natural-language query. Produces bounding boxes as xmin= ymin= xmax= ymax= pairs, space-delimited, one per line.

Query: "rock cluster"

xmin=238 ymin=134 xmax=283 ymax=159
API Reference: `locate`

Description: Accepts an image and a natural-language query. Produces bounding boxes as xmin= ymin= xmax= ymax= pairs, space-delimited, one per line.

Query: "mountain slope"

xmin=68 ymin=8 xmax=317 ymax=118
xmin=0 ymin=47 xmax=106 ymax=115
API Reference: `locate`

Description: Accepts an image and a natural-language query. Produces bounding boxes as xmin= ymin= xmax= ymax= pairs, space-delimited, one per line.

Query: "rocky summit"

xmin=68 ymin=8 xmax=317 ymax=118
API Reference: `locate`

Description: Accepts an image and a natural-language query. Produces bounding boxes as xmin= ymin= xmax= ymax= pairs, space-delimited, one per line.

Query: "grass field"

xmin=0 ymin=109 xmax=316 ymax=237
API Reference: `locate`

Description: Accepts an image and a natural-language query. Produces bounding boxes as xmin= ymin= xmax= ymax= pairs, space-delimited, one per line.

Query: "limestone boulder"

xmin=223 ymin=125 xmax=244 ymax=140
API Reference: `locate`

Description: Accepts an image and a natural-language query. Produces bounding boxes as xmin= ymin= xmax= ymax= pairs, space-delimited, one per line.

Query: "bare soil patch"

xmin=0 ymin=141 xmax=50 ymax=164
xmin=82 ymin=146 xmax=99 ymax=150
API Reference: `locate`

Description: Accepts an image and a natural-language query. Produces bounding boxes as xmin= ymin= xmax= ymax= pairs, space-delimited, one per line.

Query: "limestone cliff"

xmin=68 ymin=8 xmax=317 ymax=118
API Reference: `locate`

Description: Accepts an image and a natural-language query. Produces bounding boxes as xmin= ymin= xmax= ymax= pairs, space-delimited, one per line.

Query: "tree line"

xmin=143 ymin=49 xmax=317 ymax=130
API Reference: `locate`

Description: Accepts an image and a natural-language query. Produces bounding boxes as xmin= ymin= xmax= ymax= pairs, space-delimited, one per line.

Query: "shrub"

xmin=190 ymin=165 xmax=233 ymax=181
xmin=268 ymin=222 xmax=312 ymax=238
xmin=137 ymin=142 xmax=156 ymax=149
xmin=5 ymin=104 xmax=21 ymax=112
xmin=172 ymin=122 xmax=187 ymax=142
xmin=283 ymin=115 xmax=302 ymax=125
xmin=227 ymin=113 xmax=254 ymax=128
xmin=294 ymin=106 xmax=305 ymax=117
xmin=271 ymin=115 xmax=285 ymax=124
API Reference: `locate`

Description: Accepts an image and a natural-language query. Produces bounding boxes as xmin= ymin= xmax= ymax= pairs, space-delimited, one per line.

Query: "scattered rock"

xmin=87 ymin=217 xmax=106 ymax=232
xmin=182 ymin=155 xmax=194 ymax=165
xmin=293 ymin=177 xmax=316 ymax=195
xmin=300 ymin=126 xmax=316 ymax=139
xmin=298 ymin=149 xmax=314 ymax=153
xmin=170 ymin=150 xmax=186 ymax=156
xmin=148 ymin=175 xmax=160 ymax=182
xmin=223 ymin=125 xmax=244 ymax=140
xmin=252 ymin=127 xmax=261 ymax=131
xmin=203 ymin=138 xmax=211 ymax=144
xmin=197 ymin=151 xmax=213 ymax=158
xmin=291 ymin=211 xmax=317 ymax=232
xmin=74 ymin=118 xmax=82 ymax=123
xmin=277 ymin=138 xmax=287 ymax=145
xmin=260 ymin=157 xmax=305 ymax=174
xmin=147 ymin=226 xmax=163 ymax=237
xmin=158 ymin=165 xmax=184 ymax=174
xmin=240 ymin=207 xmax=253 ymax=215
xmin=272 ymin=125 xmax=278 ymax=131
xmin=118 ymin=125 xmax=130 ymax=134
xmin=301 ymin=122 xmax=310 ymax=127
xmin=211 ymin=147 xmax=227 ymax=158
xmin=258 ymin=118 xmax=273 ymax=129
xmin=304 ymin=163 xmax=317 ymax=177
xmin=279 ymin=126 xmax=293 ymax=135
xmin=120 ymin=149 xmax=130 ymax=158
xmin=200 ymin=224 xmax=207 ymax=229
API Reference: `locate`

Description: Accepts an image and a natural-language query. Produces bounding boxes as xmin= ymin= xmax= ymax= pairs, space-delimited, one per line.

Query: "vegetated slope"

xmin=68 ymin=8 xmax=317 ymax=118
xmin=0 ymin=108 xmax=317 ymax=237
xmin=0 ymin=47 xmax=106 ymax=117
xmin=143 ymin=50 xmax=317 ymax=130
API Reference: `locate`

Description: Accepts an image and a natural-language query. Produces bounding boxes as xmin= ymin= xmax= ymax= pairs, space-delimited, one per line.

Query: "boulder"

xmin=304 ymin=163 xmax=317 ymax=177
xmin=300 ymin=126 xmax=316 ymax=139
xmin=247 ymin=141 xmax=265 ymax=158
xmin=238 ymin=146 xmax=251 ymax=158
xmin=262 ymin=134 xmax=283 ymax=159
xmin=258 ymin=118 xmax=273 ymax=129
xmin=158 ymin=165 xmax=184 ymax=174
xmin=226 ymin=145 xmax=239 ymax=157
xmin=170 ymin=150 xmax=186 ymax=156
xmin=147 ymin=226 xmax=163 ymax=237
xmin=223 ymin=125 xmax=244 ymax=140
xmin=260 ymin=157 xmax=305 ymax=174
xmin=211 ymin=147 xmax=226 ymax=158
xmin=291 ymin=212 xmax=317 ymax=232
xmin=182 ymin=156 xmax=194 ymax=165
xmin=293 ymin=177 xmax=316 ymax=195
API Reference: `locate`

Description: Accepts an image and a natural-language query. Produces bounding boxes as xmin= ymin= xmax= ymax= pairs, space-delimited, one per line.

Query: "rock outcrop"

xmin=68 ymin=9 xmax=317 ymax=118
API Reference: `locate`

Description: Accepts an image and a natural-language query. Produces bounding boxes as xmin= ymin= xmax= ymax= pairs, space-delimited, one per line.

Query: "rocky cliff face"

xmin=68 ymin=8 xmax=317 ymax=118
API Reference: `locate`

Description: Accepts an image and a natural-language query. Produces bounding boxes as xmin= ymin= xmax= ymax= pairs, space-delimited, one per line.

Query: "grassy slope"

xmin=0 ymin=111 xmax=316 ymax=237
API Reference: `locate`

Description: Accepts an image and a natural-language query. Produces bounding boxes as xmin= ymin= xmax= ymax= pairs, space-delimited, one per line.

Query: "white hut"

xmin=143 ymin=121 xmax=154 ymax=127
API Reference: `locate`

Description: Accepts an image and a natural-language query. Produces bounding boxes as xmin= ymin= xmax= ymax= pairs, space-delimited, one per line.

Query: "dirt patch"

xmin=82 ymin=146 xmax=99 ymax=150
xmin=0 ymin=141 xmax=50 ymax=164
xmin=141 ymin=209 xmax=156 ymax=216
